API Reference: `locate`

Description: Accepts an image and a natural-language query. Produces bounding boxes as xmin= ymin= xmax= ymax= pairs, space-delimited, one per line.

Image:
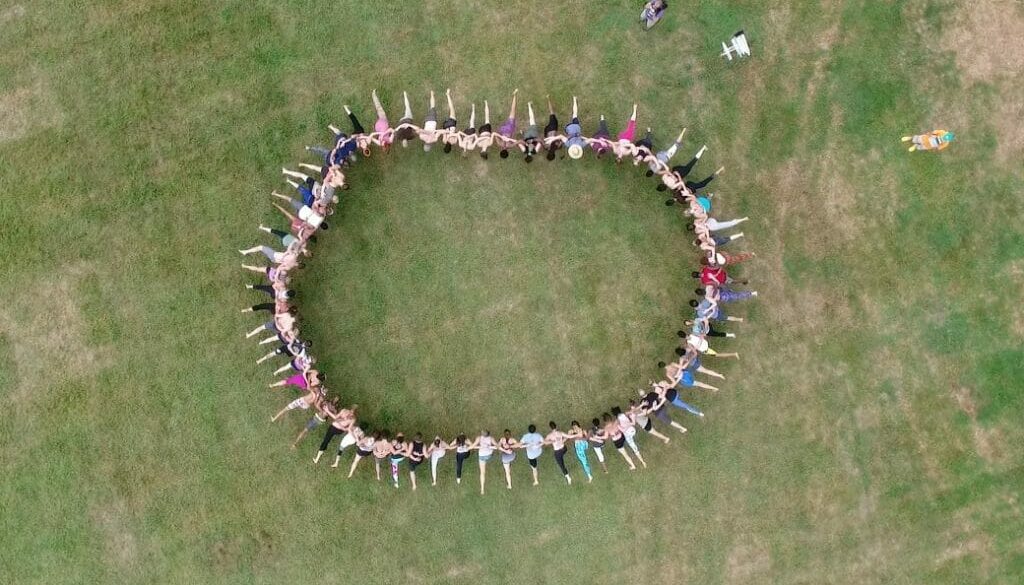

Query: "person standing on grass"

xmin=395 ymin=91 xmax=417 ymax=148
xmin=590 ymin=114 xmax=612 ymax=158
xmin=441 ymin=88 xmax=459 ymax=154
xmin=639 ymin=385 xmax=689 ymax=434
xmin=389 ymin=433 xmax=409 ymax=488
xmin=629 ymin=399 xmax=672 ymax=444
xmin=589 ymin=418 xmax=610 ymax=474
xmin=543 ymin=96 xmax=563 ymax=161
xmin=614 ymin=103 xmax=639 ymax=163
xmin=476 ymin=430 xmax=497 ymax=494
xmin=567 ymin=421 xmax=594 ymax=483
xmin=427 ymin=436 xmax=450 ymax=486
xmin=452 ymin=433 xmax=474 ymax=486
xmin=498 ymin=430 xmax=519 ymax=489
xmin=686 ymin=166 xmax=725 ymax=192
xmin=347 ymin=430 xmax=378 ymax=478
xmin=419 ymin=90 xmax=441 ymax=151
xmin=665 ymin=357 xmax=720 ymax=391
xmin=612 ymin=406 xmax=647 ymax=468
xmin=564 ymin=96 xmax=587 ymax=160
xmin=312 ymin=405 xmax=358 ymax=464
xmin=370 ymin=89 xmax=394 ymax=152
xmin=371 ymin=430 xmax=393 ymax=482
xmin=498 ymin=89 xmax=519 ymax=159
xmin=459 ymin=103 xmax=478 ymax=155
xmin=407 ymin=433 xmax=426 ymax=491
xmin=603 ymin=412 xmax=637 ymax=470
xmin=521 ymin=424 xmax=545 ymax=485
xmin=270 ymin=388 xmax=320 ymax=423
xmin=291 ymin=396 xmax=340 ymax=449
xmin=640 ymin=0 xmax=668 ymax=29
xmin=522 ymin=101 xmax=541 ymax=162
xmin=647 ymin=127 xmax=686 ymax=176
xmin=476 ymin=101 xmax=495 ymax=159
xmin=546 ymin=421 xmax=573 ymax=485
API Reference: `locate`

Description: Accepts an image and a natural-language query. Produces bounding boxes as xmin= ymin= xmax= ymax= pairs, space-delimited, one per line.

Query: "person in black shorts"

xmin=442 ymin=88 xmax=458 ymax=154
xmin=407 ymin=433 xmax=425 ymax=491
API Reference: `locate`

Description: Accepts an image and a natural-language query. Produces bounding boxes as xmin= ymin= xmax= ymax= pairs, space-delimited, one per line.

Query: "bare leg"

xmin=712 ymin=352 xmax=739 ymax=359
xmin=629 ymin=103 xmax=638 ymax=122
xmin=402 ymin=91 xmax=412 ymax=120
xmin=246 ymin=324 xmax=267 ymax=338
xmin=547 ymin=95 xmax=554 ymax=115
xmin=239 ymin=246 xmax=262 ymax=255
xmin=725 ymin=315 xmax=744 ymax=322
xmin=670 ymin=421 xmax=688 ymax=434
xmin=468 ymin=103 xmax=476 ymax=128
xmin=502 ymin=463 xmax=512 ymax=489
xmin=298 ymin=163 xmax=320 ymax=172
xmin=410 ymin=469 xmax=417 ymax=491
xmin=256 ymin=351 xmax=278 ymax=365
xmin=483 ymin=100 xmax=490 ymax=124
xmin=648 ymin=427 xmax=671 ymax=444
xmin=271 ymin=406 xmax=289 ymax=422
xmin=281 ymin=168 xmax=309 ymax=181
xmin=572 ymin=95 xmax=578 ymax=119
xmin=531 ymin=465 xmax=539 ymax=486
xmin=478 ymin=460 xmax=487 ymax=495
xmin=445 ymin=88 xmax=455 ymax=119
xmin=273 ymin=203 xmax=296 ymax=222
xmin=348 ymin=454 xmax=363 ymax=478
xmin=729 ymin=232 xmax=745 ymax=241
xmin=527 ymin=102 xmax=535 ymax=126
xmin=694 ymin=380 xmax=720 ymax=391
xmin=273 ymin=363 xmax=290 ymax=375
xmin=697 ymin=365 xmax=725 ymax=379
xmin=241 ymin=264 xmax=266 ymax=274
xmin=375 ymin=458 xmax=382 ymax=481
xmin=285 ymin=178 xmax=299 ymax=190
xmin=507 ymin=88 xmax=518 ymax=120
xmin=291 ymin=428 xmax=309 ymax=449
xmin=429 ymin=89 xmax=435 ymax=110
xmin=371 ymin=89 xmax=386 ymax=119
xmin=271 ymin=191 xmax=291 ymax=202
xmin=258 ymin=335 xmax=278 ymax=345
xmin=632 ymin=449 xmax=647 ymax=468
xmin=617 ymin=448 xmax=636 ymax=470
xmin=313 ymin=450 xmax=324 ymax=463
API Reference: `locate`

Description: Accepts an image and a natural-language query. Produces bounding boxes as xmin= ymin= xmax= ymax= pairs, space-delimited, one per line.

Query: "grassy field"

xmin=2 ymin=1 xmax=1023 ymax=583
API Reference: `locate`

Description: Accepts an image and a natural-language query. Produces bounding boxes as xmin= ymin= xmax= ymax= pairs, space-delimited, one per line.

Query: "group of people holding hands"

xmin=239 ymin=89 xmax=757 ymax=494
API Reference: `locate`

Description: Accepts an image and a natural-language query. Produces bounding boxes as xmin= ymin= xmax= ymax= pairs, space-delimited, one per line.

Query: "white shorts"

xmin=339 ymin=433 xmax=358 ymax=451
xmin=592 ymin=446 xmax=605 ymax=463
xmin=286 ymin=398 xmax=310 ymax=411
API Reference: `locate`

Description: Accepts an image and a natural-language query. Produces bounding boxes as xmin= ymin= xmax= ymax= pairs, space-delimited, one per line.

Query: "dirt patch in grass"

xmin=0 ymin=4 xmax=25 ymax=23
xmin=0 ymin=76 xmax=65 ymax=143
xmin=89 ymin=501 xmax=139 ymax=572
xmin=0 ymin=264 xmax=114 ymax=407
xmin=950 ymin=385 xmax=1009 ymax=467
xmin=947 ymin=0 xmax=1024 ymax=84
xmin=726 ymin=537 xmax=771 ymax=583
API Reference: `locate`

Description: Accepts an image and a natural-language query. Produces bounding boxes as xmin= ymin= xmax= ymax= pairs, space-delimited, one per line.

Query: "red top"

xmin=700 ymin=266 xmax=728 ymax=286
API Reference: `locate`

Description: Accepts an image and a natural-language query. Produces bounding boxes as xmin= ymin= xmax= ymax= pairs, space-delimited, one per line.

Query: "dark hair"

xmin=691 ymin=271 xmax=700 ymax=278
xmin=285 ymin=290 xmax=296 ymax=299
xmin=525 ymin=155 xmax=533 ymax=163
xmin=546 ymin=150 xmax=556 ymax=161
xmin=656 ymin=184 xmax=668 ymax=192
xmin=443 ymin=143 xmax=452 ymax=153
xmin=395 ymin=433 xmax=405 ymax=442
xmin=675 ymin=346 xmax=686 ymax=356
xmin=503 ymin=428 xmax=512 ymax=436
xmin=602 ymin=412 xmax=612 ymax=422
xmin=629 ymin=399 xmax=638 ymax=407
xmin=695 ymin=288 xmax=706 ymax=296
xmin=657 ymin=361 xmax=666 ymax=369
xmin=308 ymin=235 xmax=318 ymax=244
xmin=414 ymin=433 xmax=422 ymax=441
xmin=304 ymin=177 xmax=315 ymax=188
xmin=592 ymin=418 xmax=601 ymax=427
xmin=373 ymin=430 xmax=382 ymax=440
xmin=480 ymin=152 xmax=489 ymax=160
xmin=548 ymin=421 xmax=557 ymax=430
xmin=571 ymin=420 xmax=580 ymax=428
xmin=500 ymin=149 xmax=509 ymax=159
xmin=685 ymin=223 xmax=695 ymax=231
xmin=528 ymin=424 xmax=536 ymax=433
xmin=689 ymin=300 xmax=699 ymax=308
xmin=457 ymin=434 xmax=466 ymax=445
xmin=645 ymin=170 xmax=654 ymax=177
xmin=611 ymin=406 xmax=622 ymax=416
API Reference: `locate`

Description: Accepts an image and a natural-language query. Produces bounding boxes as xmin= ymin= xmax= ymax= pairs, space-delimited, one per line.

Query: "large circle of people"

xmin=240 ymin=89 xmax=757 ymax=494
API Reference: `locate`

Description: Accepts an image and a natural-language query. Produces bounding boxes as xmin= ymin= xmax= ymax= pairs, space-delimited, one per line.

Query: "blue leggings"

xmin=670 ymin=395 xmax=704 ymax=417
xmin=574 ymin=442 xmax=592 ymax=478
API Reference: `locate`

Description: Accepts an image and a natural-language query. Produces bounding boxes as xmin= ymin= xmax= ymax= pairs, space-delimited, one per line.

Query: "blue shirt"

xmin=521 ymin=432 xmax=544 ymax=459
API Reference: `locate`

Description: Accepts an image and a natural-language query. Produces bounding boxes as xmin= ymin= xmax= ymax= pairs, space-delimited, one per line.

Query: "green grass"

xmin=1 ymin=1 xmax=1023 ymax=583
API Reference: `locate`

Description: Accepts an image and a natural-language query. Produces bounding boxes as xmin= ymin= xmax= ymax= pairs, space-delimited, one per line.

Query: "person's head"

xmin=433 ymin=436 xmax=441 ymax=446
xmin=568 ymin=144 xmax=584 ymax=160
xmin=480 ymin=151 xmax=489 ymax=160
xmin=500 ymin=148 xmax=509 ymax=159
xmin=414 ymin=433 xmax=422 ymax=442
xmin=546 ymin=150 xmax=557 ymax=161
xmin=525 ymin=154 xmax=533 ymax=163
xmin=657 ymin=361 xmax=666 ymax=369
xmin=943 ymin=131 xmax=955 ymax=142
xmin=481 ymin=430 xmax=490 ymax=438
xmin=689 ymin=300 xmax=699 ymax=308
xmin=504 ymin=429 xmax=512 ymax=439
xmin=349 ymin=404 xmax=358 ymax=415
xmin=527 ymin=424 xmax=537 ymax=433
xmin=373 ymin=430 xmax=382 ymax=440
xmin=382 ymin=430 xmax=391 ymax=440
xmin=548 ymin=421 xmax=557 ymax=430
xmin=611 ymin=406 xmax=623 ymax=416
xmin=602 ymin=412 xmax=613 ymax=423
xmin=304 ymin=177 xmax=315 ymax=189
xmin=685 ymin=222 xmax=695 ymax=232
xmin=675 ymin=346 xmax=686 ymax=357
xmin=695 ymin=288 xmax=706 ymax=296
xmin=457 ymin=434 xmax=466 ymax=445
xmin=691 ymin=271 xmax=700 ymax=279
xmin=571 ymin=420 xmax=581 ymax=431
xmin=592 ymin=417 xmax=601 ymax=427
xmin=443 ymin=143 xmax=452 ymax=154
xmin=628 ymin=399 xmax=638 ymax=408
xmin=395 ymin=433 xmax=405 ymax=443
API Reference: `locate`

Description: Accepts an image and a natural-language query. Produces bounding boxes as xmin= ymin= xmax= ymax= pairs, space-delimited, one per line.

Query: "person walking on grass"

xmin=427 ymin=436 xmax=450 ymax=486
xmin=419 ymin=90 xmax=441 ymax=151
xmin=476 ymin=430 xmax=497 ymax=494
xmin=312 ymin=405 xmax=358 ymax=464
xmin=347 ymin=430 xmax=378 ymax=478
xmin=640 ymin=0 xmax=668 ymax=29
xmin=270 ymin=388 xmax=320 ymax=423
xmin=612 ymin=406 xmax=647 ymax=468
xmin=291 ymin=396 xmax=340 ymax=449
xmin=589 ymin=418 xmax=610 ymax=474
xmin=567 ymin=420 xmax=594 ymax=483
xmin=629 ymin=398 xmax=672 ymax=444
xmin=546 ymin=421 xmax=573 ymax=485
xmin=498 ymin=89 xmax=519 ymax=159
xmin=521 ymin=424 xmax=545 ymax=485
xmin=498 ymin=430 xmax=519 ymax=489
xmin=603 ymin=412 xmax=637 ymax=470
xmin=407 ymin=433 xmax=426 ymax=490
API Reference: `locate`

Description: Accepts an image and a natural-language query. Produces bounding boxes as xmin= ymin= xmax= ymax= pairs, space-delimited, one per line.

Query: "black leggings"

xmin=672 ymin=156 xmax=699 ymax=179
xmin=686 ymin=174 xmax=715 ymax=191
xmin=319 ymin=425 xmax=346 ymax=452
xmin=553 ymin=448 xmax=569 ymax=475
xmin=249 ymin=303 xmax=275 ymax=313
xmin=544 ymin=114 xmax=558 ymax=135
xmin=348 ymin=111 xmax=365 ymax=135
xmin=252 ymin=284 xmax=275 ymax=297
xmin=269 ymin=228 xmax=289 ymax=241
xmin=455 ymin=451 xmax=470 ymax=479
